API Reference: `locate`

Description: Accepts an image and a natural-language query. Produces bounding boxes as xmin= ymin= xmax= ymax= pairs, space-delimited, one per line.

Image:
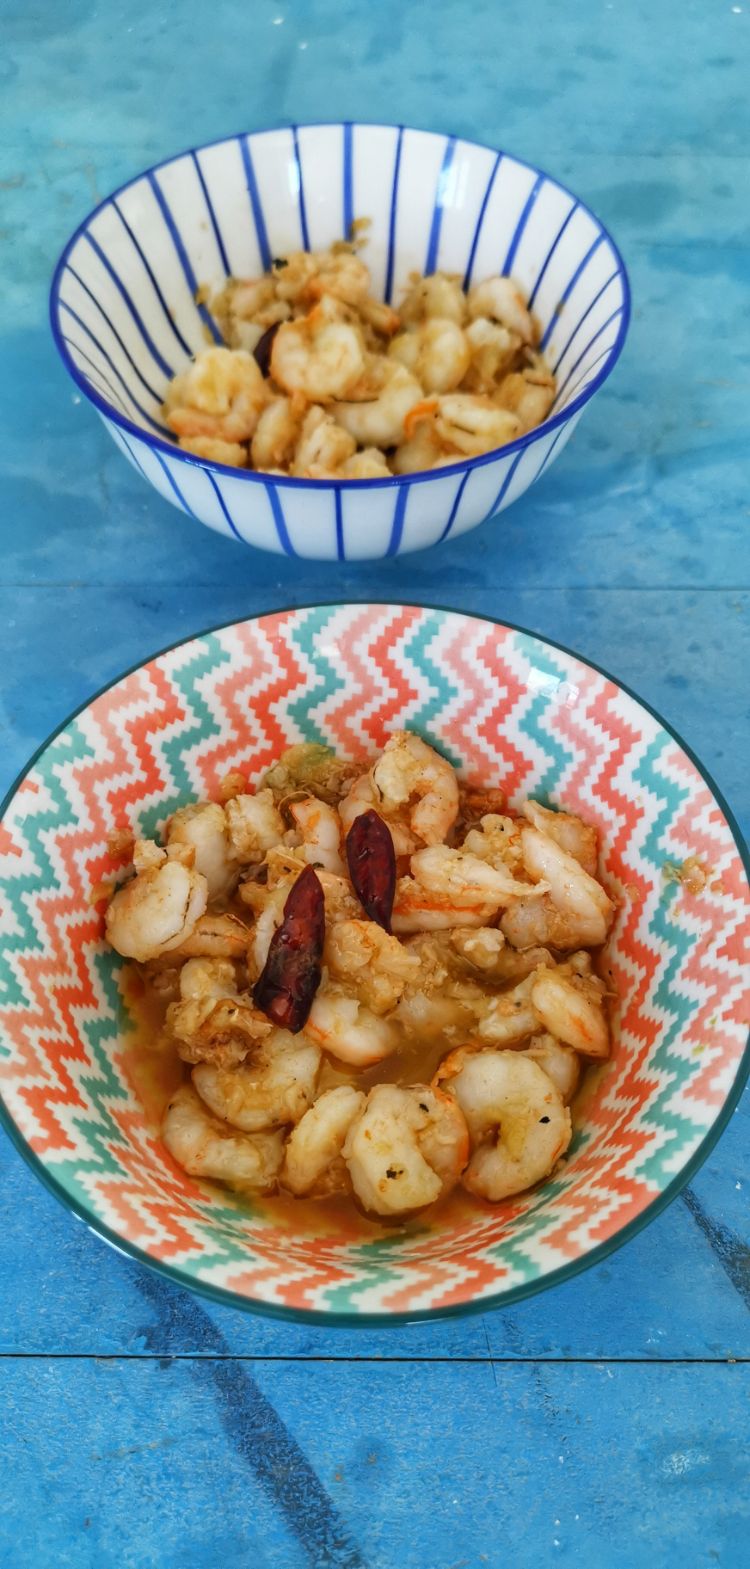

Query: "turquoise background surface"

xmin=1 ymin=0 xmax=748 ymax=1563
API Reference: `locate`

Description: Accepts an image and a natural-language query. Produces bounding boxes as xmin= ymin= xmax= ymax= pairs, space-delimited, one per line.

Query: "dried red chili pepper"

xmin=252 ymin=864 xmax=325 ymax=1033
xmin=345 ymin=809 xmax=396 ymax=932
xmin=253 ymin=322 xmax=280 ymax=378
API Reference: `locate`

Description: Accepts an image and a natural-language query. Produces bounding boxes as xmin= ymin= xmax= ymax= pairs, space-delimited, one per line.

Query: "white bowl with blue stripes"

xmin=50 ymin=123 xmax=630 ymax=561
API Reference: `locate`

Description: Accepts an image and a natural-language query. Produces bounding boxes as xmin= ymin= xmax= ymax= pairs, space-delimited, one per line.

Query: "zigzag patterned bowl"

xmin=50 ymin=123 xmax=630 ymax=560
xmin=1 ymin=605 xmax=747 ymax=1322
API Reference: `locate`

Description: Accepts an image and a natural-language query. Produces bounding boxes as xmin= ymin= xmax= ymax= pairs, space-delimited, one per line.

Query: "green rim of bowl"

xmin=0 ymin=601 xmax=748 ymax=1327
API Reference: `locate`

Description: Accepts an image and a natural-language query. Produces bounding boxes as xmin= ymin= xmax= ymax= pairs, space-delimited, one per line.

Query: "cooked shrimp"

xmin=163 ymin=1083 xmax=284 ymax=1190
xmin=271 ymin=250 xmax=320 ymax=305
xmin=494 ymin=366 xmax=556 ymax=433
xmin=176 ymin=435 xmax=248 ymax=467
xmin=288 ymin=796 xmax=346 ymax=875
xmin=192 ymin=1028 xmax=321 ymax=1132
xmin=522 ymin=800 xmax=599 ymax=878
xmin=391 ymin=411 xmax=444 ymax=474
xmin=400 ymin=272 xmax=468 ymax=326
xmin=474 ymin=968 xmax=547 ymax=1047
xmin=461 ymin=813 xmax=525 ymax=873
xmin=434 ymin=393 xmax=522 ymax=457
xmin=463 ymin=318 xmax=523 ymax=394
xmin=225 ymin=790 xmax=284 ymax=864
xmin=339 ymin=448 xmax=392 ymax=478
xmin=339 ymin=775 xmax=416 ymax=857
xmin=360 ymin=297 xmax=401 ymax=338
xmin=166 ymin=802 xmax=236 ymax=901
xmin=105 ymin=853 xmax=208 ymax=962
xmin=164 ymin=346 xmax=267 ymax=442
xmin=501 ymin=894 xmax=585 ymax=953
xmin=333 ymin=360 xmax=424 ymax=448
xmin=410 ymin=844 xmax=542 ymax=911
xmin=290 ymin=405 xmax=356 ymax=477
xmin=531 ymin=962 xmax=610 ymax=1058
xmin=270 ymin=297 xmax=367 ymax=401
xmin=522 ymin=1033 xmax=581 ymax=1104
xmin=246 ymin=881 xmax=289 ymax=975
xmin=342 ymin=1082 xmax=469 ymax=1217
xmin=212 ymin=276 xmax=291 ymax=348
xmin=325 ymin=919 xmax=421 ymax=1013
xmin=519 ymin=826 xmax=614 ymax=948
xmin=372 ymin=731 xmax=459 ymax=847
xmin=450 ymin=929 xmax=553 ymax=985
xmin=250 ymin=396 xmax=303 ymax=471
xmin=281 ymin=1085 xmax=366 ymax=1197
xmin=437 ymin=1048 xmax=571 ymax=1201
xmin=305 ymin=986 xmax=401 ymax=1068
xmin=391 ymin=877 xmax=498 ymax=933
xmin=307 ymin=251 xmax=371 ymax=307
xmin=468 ymin=276 xmax=535 ymax=343
xmin=389 ymin=318 xmax=470 ymax=394
xmin=167 ymin=957 xmax=272 ymax=1069
xmin=168 ymin=911 xmax=251 ymax=961
xmin=394 ymin=391 xmax=521 ymax=469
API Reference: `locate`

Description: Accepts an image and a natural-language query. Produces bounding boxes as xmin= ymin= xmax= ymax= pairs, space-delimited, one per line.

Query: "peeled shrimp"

xmin=106 ymin=853 xmax=208 ymax=962
xmin=288 ymin=796 xmax=346 ymax=875
xmin=410 ymin=844 xmax=542 ymax=909
xmin=333 ymin=360 xmax=424 ymax=448
xmin=225 ymin=790 xmax=284 ymax=864
xmin=391 ymin=877 xmax=498 ymax=933
xmin=305 ymin=986 xmax=401 ymax=1068
xmin=290 ymin=405 xmax=356 ymax=478
xmin=372 ymin=732 xmax=459 ymax=847
xmin=463 ymin=318 xmax=523 ymax=394
xmin=164 ymin=346 xmax=267 ymax=442
xmin=394 ymin=392 xmax=521 ymax=469
xmin=306 ymin=250 xmax=371 ymax=307
xmin=281 ymin=1085 xmax=366 ymax=1197
xmin=468 ymin=276 xmax=535 ymax=343
xmin=176 ymin=435 xmax=248 ymax=466
xmin=168 ymin=911 xmax=251 ymax=961
xmin=167 ymin=957 xmax=271 ymax=1069
xmin=531 ymin=961 xmax=610 ymax=1059
xmin=342 ymin=1082 xmax=469 ymax=1217
xmin=274 ymin=248 xmax=371 ymax=309
xmin=250 ymin=396 xmax=303 ymax=472
xmin=400 ymin=272 xmax=468 ymax=326
xmin=495 ymin=366 xmax=556 ymax=433
xmin=522 ymin=800 xmax=599 ymax=878
xmin=162 ymin=1083 xmax=284 ymax=1190
xmin=325 ymin=919 xmax=421 ymax=1013
xmin=166 ymin=802 xmax=235 ymax=901
xmin=389 ymin=318 xmax=470 ymax=394
xmin=339 ymin=774 xmax=416 ymax=858
xmin=474 ymin=968 xmax=548 ymax=1047
xmin=270 ymin=297 xmax=367 ymax=401
xmin=522 ymin=1033 xmax=581 ymax=1104
xmin=434 ymin=393 xmax=522 ymax=457
xmin=437 ymin=1048 xmax=571 ymax=1201
xmin=192 ymin=1028 xmax=321 ymax=1132
xmin=518 ymin=826 xmax=614 ymax=948
xmin=339 ymin=448 xmax=392 ymax=478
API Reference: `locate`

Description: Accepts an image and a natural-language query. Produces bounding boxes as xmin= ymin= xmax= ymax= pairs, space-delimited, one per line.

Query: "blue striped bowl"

xmin=50 ymin=124 xmax=630 ymax=561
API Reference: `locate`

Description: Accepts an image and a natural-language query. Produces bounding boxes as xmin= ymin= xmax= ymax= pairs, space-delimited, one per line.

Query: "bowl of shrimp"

xmin=50 ymin=124 xmax=630 ymax=560
xmin=0 ymin=603 xmax=748 ymax=1323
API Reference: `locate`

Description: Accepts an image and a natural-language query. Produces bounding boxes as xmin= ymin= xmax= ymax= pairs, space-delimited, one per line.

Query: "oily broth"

xmin=119 ymin=950 xmax=601 ymax=1236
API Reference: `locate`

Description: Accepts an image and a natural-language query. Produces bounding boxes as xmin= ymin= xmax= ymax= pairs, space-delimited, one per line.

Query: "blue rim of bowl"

xmin=0 ymin=602 xmax=747 ymax=1327
xmin=49 ymin=121 xmax=632 ymax=492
